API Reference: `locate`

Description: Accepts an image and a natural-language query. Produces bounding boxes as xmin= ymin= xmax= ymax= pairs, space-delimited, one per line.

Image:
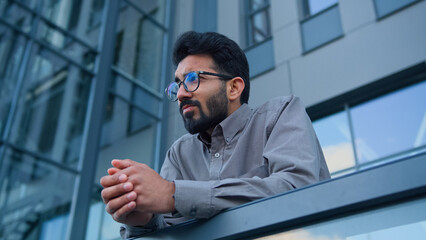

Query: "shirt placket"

xmin=209 ymin=134 xmax=225 ymax=181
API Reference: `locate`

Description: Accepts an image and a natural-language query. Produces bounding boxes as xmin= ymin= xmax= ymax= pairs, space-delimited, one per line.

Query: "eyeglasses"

xmin=165 ymin=71 xmax=234 ymax=101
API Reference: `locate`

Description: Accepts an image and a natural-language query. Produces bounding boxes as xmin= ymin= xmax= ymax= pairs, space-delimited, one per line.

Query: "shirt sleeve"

xmin=167 ymin=96 xmax=330 ymax=219
xmin=119 ymin=214 xmax=166 ymax=239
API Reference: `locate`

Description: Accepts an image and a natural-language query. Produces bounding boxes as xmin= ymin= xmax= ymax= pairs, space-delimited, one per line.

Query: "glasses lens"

xmin=166 ymin=82 xmax=179 ymax=101
xmin=184 ymin=72 xmax=199 ymax=92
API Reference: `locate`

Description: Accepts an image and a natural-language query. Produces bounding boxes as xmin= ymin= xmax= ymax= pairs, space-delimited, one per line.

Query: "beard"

xmin=180 ymin=85 xmax=228 ymax=134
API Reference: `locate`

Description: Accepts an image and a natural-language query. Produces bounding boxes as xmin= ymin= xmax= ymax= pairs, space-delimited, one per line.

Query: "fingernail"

xmin=127 ymin=192 xmax=136 ymax=201
xmin=123 ymin=182 xmax=132 ymax=191
xmin=118 ymin=174 xmax=127 ymax=182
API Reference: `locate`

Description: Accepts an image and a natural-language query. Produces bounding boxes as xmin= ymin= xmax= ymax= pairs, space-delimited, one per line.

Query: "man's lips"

xmin=181 ymin=104 xmax=196 ymax=114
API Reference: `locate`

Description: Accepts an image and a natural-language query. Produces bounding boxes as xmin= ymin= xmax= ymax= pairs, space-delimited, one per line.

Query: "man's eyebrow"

xmin=174 ymin=76 xmax=181 ymax=83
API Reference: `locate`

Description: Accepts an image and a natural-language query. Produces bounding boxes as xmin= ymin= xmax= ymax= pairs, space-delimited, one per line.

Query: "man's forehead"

xmin=175 ymin=54 xmax=215 ymax=76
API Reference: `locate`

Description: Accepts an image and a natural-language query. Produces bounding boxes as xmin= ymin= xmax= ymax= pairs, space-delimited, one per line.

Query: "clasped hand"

xmin=100 ymin=159 xmax=175 ymax=226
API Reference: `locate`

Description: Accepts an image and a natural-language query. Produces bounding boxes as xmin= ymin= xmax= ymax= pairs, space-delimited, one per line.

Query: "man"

xmin=100 ymin=31 xmax=330 ymax=238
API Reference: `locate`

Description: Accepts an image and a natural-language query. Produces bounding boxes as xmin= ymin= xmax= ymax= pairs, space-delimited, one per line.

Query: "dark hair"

xmin=172 ymin=31 xmax=250 ymax=104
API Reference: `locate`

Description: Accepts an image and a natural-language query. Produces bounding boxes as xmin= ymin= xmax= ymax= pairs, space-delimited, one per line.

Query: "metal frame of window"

xmin=246 ymin=0 xmax=272 ymax=47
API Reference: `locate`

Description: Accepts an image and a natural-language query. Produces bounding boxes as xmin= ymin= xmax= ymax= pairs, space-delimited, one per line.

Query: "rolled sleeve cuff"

xmin=174 ymin=180 xmax=213 ymax=219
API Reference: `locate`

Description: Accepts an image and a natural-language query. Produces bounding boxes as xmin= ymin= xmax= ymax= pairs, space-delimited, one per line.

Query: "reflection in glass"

xmin=374 ymin=0 xmax=418 ymax=18
xmin=313 ymin=111 xmax=356 ymax=173
xmin=351 ymin=81 xmax=426 ymax=164
xmin=133 ymin=17 xmax=164 ymax=91
xmin=0 ymin=149 xmax=75 ymax=239
xmin=128 ymin=0 xmax=167 ymax=25
xmin=41 ymin=0 xmax=82 ymax=31
xmin=307 ymin=0 xmax=338 ymax=16
xmin=115 ymin=1 xmax=166 ymax=91
xmin=85 ymin=200 xmax=121 ymax=240
xmin=0 ymin=2 xmax=34 ymax=33
xmin=9 ymin=46 xmax=91 ymax=168
xmin=256 ymin=197 xmax=426 ymax=240
xmin=301 ymin=5 xmax=343 ymax=52
xmin=0 ymin=26 xmax=26 ymax=136
xmin=248 ymin=0 xmax=271 ymax=45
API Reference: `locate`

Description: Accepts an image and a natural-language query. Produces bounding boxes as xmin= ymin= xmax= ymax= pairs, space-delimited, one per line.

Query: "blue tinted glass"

xmin=351 ymin=81 xmax=426 ymax=163
xmin=374 ymin=0 xmax=418 ymax=18
xmin=313 ymin=111 xmax=356 ymax=173
xmin=301 ymin=5 xmax=343 ymax=52
xmin=308 ymin=0 xmax=338 ymax=15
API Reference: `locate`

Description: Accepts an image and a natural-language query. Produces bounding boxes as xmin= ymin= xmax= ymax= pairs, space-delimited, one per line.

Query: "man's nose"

xmin=177 ymin=83 xmax=192 ymax=101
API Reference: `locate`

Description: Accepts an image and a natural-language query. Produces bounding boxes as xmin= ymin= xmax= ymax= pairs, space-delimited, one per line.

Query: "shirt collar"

xmin=198 ymin=104 xmax=252 ymax=146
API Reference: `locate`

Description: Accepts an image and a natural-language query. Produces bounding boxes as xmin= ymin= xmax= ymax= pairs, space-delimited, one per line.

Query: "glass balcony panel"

xmin=351 ymin=80 xmax=426 ymax=164
xmin=313 ymin=111 xmax=356 ymax=174
xmin=0 ymin=148 xmax=76 ymax=239
xmin=8 ymin=45 xmax=92 ymax=168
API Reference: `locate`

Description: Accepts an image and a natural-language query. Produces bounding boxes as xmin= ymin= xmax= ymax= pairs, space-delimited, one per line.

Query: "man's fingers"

xmin=105 ymin=191 xmax=137 ymax=214
xmin=101 ymin=182 xmax=134 ymax=203
xmin=100 ymin=173 xmax=128 ymax=187
xmin=111 ymin=159 xmax=134 ymax=170
xmin=108 ymin=167 xmax=120 ymax=175
xmin=112 ymin=201 xmax=136 ymax=223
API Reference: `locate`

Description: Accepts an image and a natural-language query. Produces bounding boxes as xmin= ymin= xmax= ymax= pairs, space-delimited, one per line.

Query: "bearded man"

xmin=100 ymin=31 xmax=330 ymax=239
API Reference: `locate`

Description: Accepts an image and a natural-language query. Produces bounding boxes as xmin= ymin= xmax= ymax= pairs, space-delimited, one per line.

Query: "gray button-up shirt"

xmin=121 ymin=96 xmax=330 ymax=238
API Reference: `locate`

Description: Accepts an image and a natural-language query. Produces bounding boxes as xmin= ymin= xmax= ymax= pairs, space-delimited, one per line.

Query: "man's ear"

xmin=227 ymin=77 xmax=245 ymax=102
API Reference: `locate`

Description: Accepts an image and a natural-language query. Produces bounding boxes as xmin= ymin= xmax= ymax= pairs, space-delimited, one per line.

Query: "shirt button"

xmin=225 ymin=137 xmax=230 ymax=143
xmin=214 ymin=153 xmax=220 ymax=158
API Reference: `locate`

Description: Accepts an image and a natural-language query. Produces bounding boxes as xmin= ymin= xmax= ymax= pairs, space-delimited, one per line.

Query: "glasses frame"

xmin=165 ymin=71 xmax=234 ymax=101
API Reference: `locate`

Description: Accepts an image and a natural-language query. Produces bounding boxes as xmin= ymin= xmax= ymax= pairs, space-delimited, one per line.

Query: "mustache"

xmin=180 ymin=99 xmax=201 ymax=113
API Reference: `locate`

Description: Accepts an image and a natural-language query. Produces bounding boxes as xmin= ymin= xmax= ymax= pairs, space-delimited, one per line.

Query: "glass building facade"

xmin=0 ymin=0 xmax=172 ymax=239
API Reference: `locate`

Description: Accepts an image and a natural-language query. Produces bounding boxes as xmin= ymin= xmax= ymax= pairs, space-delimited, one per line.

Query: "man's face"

xmin=175 ymin=54 xmax=229 ymax=134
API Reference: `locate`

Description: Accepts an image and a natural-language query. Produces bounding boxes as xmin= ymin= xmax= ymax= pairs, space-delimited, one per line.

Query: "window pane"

xmin=41 ymin=0 xmax=82 ymax=31
xmin=36 ymin=20 xmax=97 ymax=68
xmin=308 ymin=0 xmax=338 ymax=16
xmin=251 ymin=11 xmax=270 ymax=43
xmin=0 ymin=149 xmax=75 ymax=239
xmin=374 ymin=0 xmax=418 ymax=18
xmin=313 ymin=111 xmax=356 ymax=173
xmin=128 ymin=0 xmax=168 ymax=25
xmin=250 ymin=0 xmax=268 ymax=11
xmin=133 ymin=20 xmax=164 ymax=91
xmin=132 ymin=85 xmax=160 ymax=118
xmin=301 ymin=5 xmax=343 ymax=52
xmin=0 ymin=25 xmax=27 ymax=136
xmin=114 ymin=3 xmax=166 ymax=92
xmin=0 ymin=2 xmax=34 ymax=33
xmin=9 ymin=46 xmax=92 ymax=168
xmin=351 ymin=81 xmax=426 ymax=163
